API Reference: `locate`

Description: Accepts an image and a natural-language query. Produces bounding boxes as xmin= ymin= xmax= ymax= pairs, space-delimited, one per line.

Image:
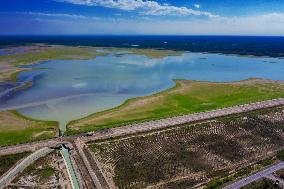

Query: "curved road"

xmin=0 ymin=147 xmax=54 ymax=189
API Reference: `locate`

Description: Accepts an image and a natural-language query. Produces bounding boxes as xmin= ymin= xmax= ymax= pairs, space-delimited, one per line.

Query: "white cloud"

xmin=18 ymin=11 xmax=101 ymax=20
xmin=54 ymin=0 xmax=218 ymax=18
xmin=134 ymin=13 xmax=284 ymax=35
xmin=4 ymin=11 xmax=284 ymax=35
xmin=194 ymin=4 xmax=200 ymax=9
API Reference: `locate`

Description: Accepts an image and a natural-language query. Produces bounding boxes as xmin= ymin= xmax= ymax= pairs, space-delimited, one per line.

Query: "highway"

xmin=223 ymin=161 xmax=284 ymax=189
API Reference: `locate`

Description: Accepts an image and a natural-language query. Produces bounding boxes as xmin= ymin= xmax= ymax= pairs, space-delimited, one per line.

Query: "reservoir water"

xmin=0 ymin=52 xmax=284 ymax=132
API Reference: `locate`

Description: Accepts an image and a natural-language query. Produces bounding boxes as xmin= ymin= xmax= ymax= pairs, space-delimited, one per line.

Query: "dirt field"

xmin=89 ymin=106 xmax=284 ymax=189
xmin=0 ymin=152 xmax=31 ymax=177
xmin=5 ymin=151 xmax=72 ymax=189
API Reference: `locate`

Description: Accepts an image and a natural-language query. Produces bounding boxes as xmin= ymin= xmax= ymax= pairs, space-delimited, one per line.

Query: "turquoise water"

xmin=0 ymin=52 xmax=283 ymax=131
xmin=61 ymin=146 xmax=80 ymax=189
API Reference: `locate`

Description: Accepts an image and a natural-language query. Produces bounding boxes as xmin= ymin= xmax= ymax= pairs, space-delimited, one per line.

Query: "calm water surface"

xmin=0 ymin=52 xmax=284 ymax=131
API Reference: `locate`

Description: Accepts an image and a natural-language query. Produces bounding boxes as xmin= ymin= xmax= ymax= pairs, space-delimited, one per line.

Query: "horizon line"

xmin=0 ymin=34 xmax=284 ymax=37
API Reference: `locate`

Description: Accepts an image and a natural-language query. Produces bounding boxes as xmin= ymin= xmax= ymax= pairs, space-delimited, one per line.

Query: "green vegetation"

xmin=276 ymin=149 xmax=284 ymax=160
xmin=257 ymin=157 xmax=276 ymax=167
xmin=205 ymin=178 xmax=224 ymax=189
xmin=0 ymin=151 xmax=31 ymax=176
xmin=0 ymin=45 xmax=182 ymax=81
xmin=89 ymin=106 xmax=284 ymax=189
xmin=206 ymin=176 xmax=280 ymax=189
xmin=0 ymin=46 xmax=182 ymax=66
xmin=0 ymin=127 xmax=56 ymax=147
xmin=98 ymin=47 xmax=183 ymax=58
xmin=0 ymin=46 xmax=105 ymax=66
xmin=0 ymin=45 xmax=106 ymax=81
xmin=205 ymin=167 xmax=254 ymax=189
xmin=68 ymin=79 xmax=284 ymax=134
xmin=0 ymin=111 xmax=58 ymax=147
xmin=24 ymin=164 xmax=56 ymax=180
xmin=205 ymin=149 xmax=284 ymax=189
xmin=12 ymin=152 xmax=61 ymax=186
xmin=115 ymin=47 xmax=182 ymax=58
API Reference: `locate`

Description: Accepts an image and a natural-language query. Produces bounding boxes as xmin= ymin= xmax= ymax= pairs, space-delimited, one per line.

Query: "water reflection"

xmin=0 ymin=52 xmax=283 ymax=131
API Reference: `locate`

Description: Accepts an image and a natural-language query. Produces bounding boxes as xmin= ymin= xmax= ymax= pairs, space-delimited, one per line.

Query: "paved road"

xmin=0 ymin=147 xmax=54 ymax=189
xmin=0 ymin=98 xmax=283 ymax=188
xmin=82 ymin=97 xmax=284 ymax=142
xmin=223 ymin=161 xmax=284 ymax=189
xmin=74 ymin=139 xmax=104 ymax=189
xmin=0 ymin=139 xmax=61 ymax=156
xmin=1 ymin=98 xmax=284 ymax=155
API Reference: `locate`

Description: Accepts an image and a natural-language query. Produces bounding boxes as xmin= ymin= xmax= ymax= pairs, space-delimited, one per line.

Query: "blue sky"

xmin=1 ymin=0 xmax=284 ymax=35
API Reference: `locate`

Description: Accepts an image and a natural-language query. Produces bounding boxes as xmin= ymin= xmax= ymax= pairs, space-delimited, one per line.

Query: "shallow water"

xmin=0 ymin=47 xmax=27 ymax=55
xmin=0 ymin=52 xmax=284 ymax=132
xmin=61 ymin=146 xmax=80 ymax=189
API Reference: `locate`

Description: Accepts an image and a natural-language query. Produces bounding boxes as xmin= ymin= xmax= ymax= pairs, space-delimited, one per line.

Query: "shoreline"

xmin=66 ymin=78 xmax=284 ymax=134
xmin=0 ymin=45 xmax=284 ymax=137
xmin=1 ymin=44 xmax=283 ymax=86
xmin=8 ymin=77 xmax=284 ymax=133
xmin=0 ymin=77 xmax=283 ymax=147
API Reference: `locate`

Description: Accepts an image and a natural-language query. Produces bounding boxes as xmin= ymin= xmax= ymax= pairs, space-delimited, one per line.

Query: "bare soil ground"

xmin=5 ymin=151 xmax=72 ymax=189
xmin=89 ymin=106 xmax=284 ymax=189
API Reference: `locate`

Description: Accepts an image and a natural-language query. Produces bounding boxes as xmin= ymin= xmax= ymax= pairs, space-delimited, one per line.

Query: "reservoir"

xmin=0 ymin=52 xmax=283 ymax=132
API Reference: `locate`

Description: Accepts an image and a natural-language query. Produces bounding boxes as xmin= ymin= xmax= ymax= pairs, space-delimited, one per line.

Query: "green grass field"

xmin=0 ymin=46 xmax=105 ymax=66
xmin=101 ymin=47 xmax=183 ymax=58
xmin=0 ymin=45 xmax=106 ymax=81
xmin=67 ymin=79 xmax=284 ymax=134
xmin=0 ymin=111 xmax=58 ymax=147
xmin=0 ymin=46 xmax=181 ymax=66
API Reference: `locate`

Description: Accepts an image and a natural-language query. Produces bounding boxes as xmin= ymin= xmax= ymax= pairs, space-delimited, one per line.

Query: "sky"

xmin=0 ymin=0 xmax=284 ymax=35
